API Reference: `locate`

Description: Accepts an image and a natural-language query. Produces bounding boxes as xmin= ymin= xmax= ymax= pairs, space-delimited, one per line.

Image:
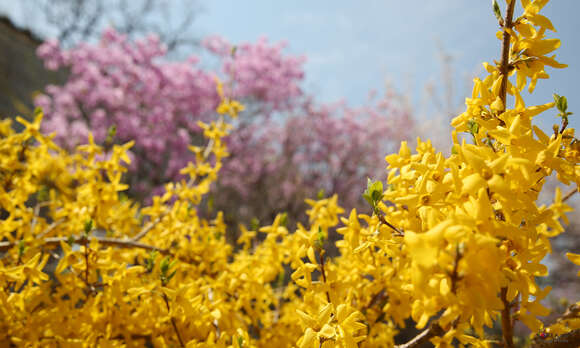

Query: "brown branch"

xmin=500 ymin=287 xmax=515 ymax=348
xmin=562 ymin=186 xmax=578 ymax=202
xmin=132 ymin=215 xmax=164 ymax=242
xmin=162 ymin=292 xmax=185 ymax=347
xmin=37 ymin=219 xmax=64 ymax=239
xmin=0 ymin=235 xmax=168 ymax=254
xmin=83 ymin=236 xmax=90 ymax=283
xmin=377 ymin=212 xmax=404 ymax=237
xmin=498 ymin=0 xmax=516 ymax=115
xmin=450 ymin=244 xmax=463 ymax=294
xmin=498 ymin=3 xmax=517 ymax=345
xmin=395 ymin=322 xmax=445 ymax=348
xmin=318 ymin=249 xmax=332 ymax=304
xmin=531 ymin=329 xmax=580 ymax=348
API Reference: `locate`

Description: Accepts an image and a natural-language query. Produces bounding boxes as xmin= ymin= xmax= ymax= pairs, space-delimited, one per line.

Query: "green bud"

xmin=315 ymin=226 xmax=325 ymax=249
xmin=105 ymin=125 xmax=117 ymax=147
xmin=467 ymin=119 xmax=480 ymax=136
xmin=554 ymin=93 xmax=568 ymax=114
xmin=279 ymin=212 xmax=288 ymax=227
xmin=250 ymin=217 xmax=260 ymax=231
xmin=276 ymin=270 xmax=285 ymax=288
xmin=317 ymin=189 xmax=325 ymax=200
xmin=84 ymin=219 xmax=93 ymax=234
xmin=363 ymin=178 xmax=383 ymax=208
xmin=492 ymin=0 xmax=503 ymax=22
xmin=160 ymin=256 xmax=170 ymax=274
xmin=146 ymin=250 xmax=158 ymax=272
xmin=118 ymin=192 xmax=128 ymax=202
xmin=18 ymin=240 xmax=26 ymax=258
xmin=34 ymin=106 xmax=43 ymax=118
xmin=37 ymin=185 xmax=49 ymax=202
xmin=159 ymin=256 xmax=177 ymax=285
xmin=237 ymin=336 xmax=244 ymax=348
xmin=107 ymin=124 xmax=117 ymax=138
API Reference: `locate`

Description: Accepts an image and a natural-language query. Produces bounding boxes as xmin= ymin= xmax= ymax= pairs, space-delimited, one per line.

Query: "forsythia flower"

xmin=0 ymin=1 xmax=579 ymax=347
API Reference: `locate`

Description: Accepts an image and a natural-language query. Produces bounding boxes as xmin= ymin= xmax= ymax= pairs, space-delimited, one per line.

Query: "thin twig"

xmin=500 ymin=287 xmax=515 ymax=348
xmin=498 ymin=0 xmax=516 ymax=115
xmin=498 ymin=3 xmax=517 ymax=345
xmin=450 ymin=244 xmax=463 ymax=295
xmin=83 ymin=237 xmax=90 ymax=284
xmin=318 ymin=249 xmax=332 ymax=304
xmin=562 ymin=186 xmax=578 ymax=202
xmin=395 ymin=322 xmax=445 ymax=348
xmin=162 ymin=292 xmax=185 ymax=347
xmin=0 ymin=235 xmax=168 ymax=254
xmin=377 ymin=212 xmax=404 ymax=237
xmin=531 ymin=329 xmax=580 ymax=348
xmin=36 ymin=219 xmax=64 ymax=239
xmin=132 ymin=215 xmax=164 ymax=242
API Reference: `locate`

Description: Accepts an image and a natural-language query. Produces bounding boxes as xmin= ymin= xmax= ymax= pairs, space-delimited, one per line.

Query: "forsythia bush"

xmin=0 ymin=1 xmax=579 ymax=347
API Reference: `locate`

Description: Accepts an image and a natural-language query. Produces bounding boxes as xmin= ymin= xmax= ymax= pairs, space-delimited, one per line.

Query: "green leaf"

xmin=554 ymin=93 xmax=568 ymax=114
xmin=363 ymin=192 xmax=373 ymax=207
xmin=167 ymin=269 xmax=177 ymax=282
xmin=467 ymin=119 xmax=480 ymax=136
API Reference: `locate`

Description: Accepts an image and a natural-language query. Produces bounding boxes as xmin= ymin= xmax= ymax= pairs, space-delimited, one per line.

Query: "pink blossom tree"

xmin=35 ymin=29 xmax=413 ymax=227
xmin=215 ymin=94 xmax=413 ymax=227
xmin=36 ymin=29 xmax=304 ymax=198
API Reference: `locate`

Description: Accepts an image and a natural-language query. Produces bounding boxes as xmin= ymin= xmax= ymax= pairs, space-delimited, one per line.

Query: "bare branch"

xmin=0 ymin=235 xmax=168 ymax=254
xmin=562 ymin=186 xmax=578 ymax=202
xmin=531 ymin=329 xmax=580 ymax=348
xmin=500 ymin=287 xmax=515 ymax=348
xmin=131 ymin=215 xmax=164 ymax=242
xmin=395 ymin=322 xmax=445 ymax=348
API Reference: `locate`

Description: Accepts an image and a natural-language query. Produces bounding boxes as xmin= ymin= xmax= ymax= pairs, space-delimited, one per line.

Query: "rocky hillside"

xmin=0 ymin=16 xmax=64 ymax=121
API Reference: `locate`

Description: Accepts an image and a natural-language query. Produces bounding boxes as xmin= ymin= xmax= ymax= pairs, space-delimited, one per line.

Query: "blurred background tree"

xmin=8 ymin=0 xmax=200 ymax=53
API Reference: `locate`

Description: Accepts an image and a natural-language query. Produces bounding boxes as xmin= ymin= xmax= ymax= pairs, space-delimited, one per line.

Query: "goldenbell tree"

xmin=0 ymin=0 xmax=579 ymax=347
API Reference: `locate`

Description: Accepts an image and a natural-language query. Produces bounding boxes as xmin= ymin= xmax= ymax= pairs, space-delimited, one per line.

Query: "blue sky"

xmin=2 ymin=1 xmax=579 ymax=131
xmin=191 ymin=0 xmax=580 ymax=131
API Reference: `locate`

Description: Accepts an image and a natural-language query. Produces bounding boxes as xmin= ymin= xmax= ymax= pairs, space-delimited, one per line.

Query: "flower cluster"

xmin=35 ymin=30 xmax=306 ymax=198
xmin=0 ymin=1 xmax=579 ymax=347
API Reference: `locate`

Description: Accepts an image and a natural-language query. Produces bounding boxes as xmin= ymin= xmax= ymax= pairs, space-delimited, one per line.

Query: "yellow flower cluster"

xmin=0 ymin=1 xmax=579 ymax=347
